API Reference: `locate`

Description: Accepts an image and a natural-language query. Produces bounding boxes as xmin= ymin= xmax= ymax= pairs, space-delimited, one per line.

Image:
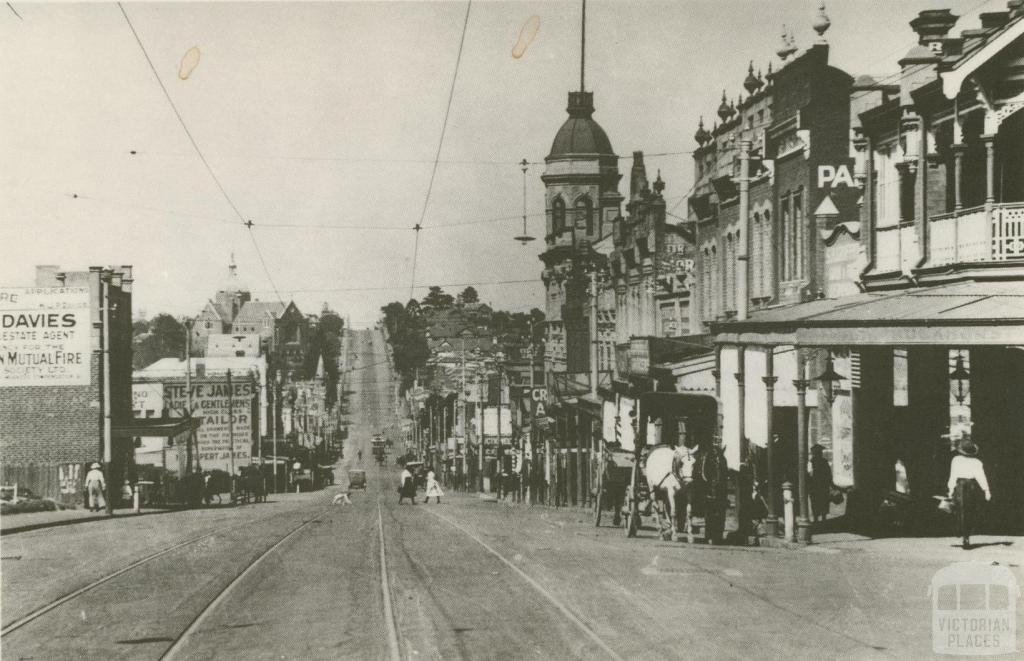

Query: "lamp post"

xmin=814 ymin=351 xmax=845 ymax=405
xmin=794 ymin=352 xmax=811 ymax=544
xmin=495 ymin=350 xmax=506 ymax=499
xmin=950 ymin=351 xmax=970 ymax=405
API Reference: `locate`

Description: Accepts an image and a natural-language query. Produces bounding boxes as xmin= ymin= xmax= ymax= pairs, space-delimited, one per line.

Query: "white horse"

xmin=644 ymin=445 xmax=698 ymax=541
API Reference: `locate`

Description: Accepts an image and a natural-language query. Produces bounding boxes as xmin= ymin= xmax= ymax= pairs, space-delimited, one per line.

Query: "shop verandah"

xmin=713 ymin=281 xmax=1024 ymax=542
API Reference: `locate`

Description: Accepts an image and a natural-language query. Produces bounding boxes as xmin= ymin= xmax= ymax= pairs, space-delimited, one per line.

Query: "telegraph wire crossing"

xmin=52 ymin=188 xmax=685 ymax=231
xmin=117 ymin=2 xmax=286 ymax=307
xmin=408 ymin=0 xmax=473 ymax=301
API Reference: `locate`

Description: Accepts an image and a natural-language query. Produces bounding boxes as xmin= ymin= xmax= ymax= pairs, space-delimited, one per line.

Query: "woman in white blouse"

xmin=947 ymin=438 xmax=991 ymax=549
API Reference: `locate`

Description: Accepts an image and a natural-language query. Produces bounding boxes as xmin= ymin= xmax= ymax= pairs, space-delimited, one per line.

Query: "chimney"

xmin=34 ymin=265 xmax=62 ymax=286
xmin=909 ymin=9 xmax=958 ymax=50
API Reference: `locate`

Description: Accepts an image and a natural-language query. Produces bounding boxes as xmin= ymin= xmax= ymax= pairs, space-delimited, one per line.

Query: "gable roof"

xmin=234 ymin=300 xmax=287 ymax=324
xmin=199 ymin=299 xmax=228 ymax=322
xmin=942 ymin=15 xmax=1024 ymax=98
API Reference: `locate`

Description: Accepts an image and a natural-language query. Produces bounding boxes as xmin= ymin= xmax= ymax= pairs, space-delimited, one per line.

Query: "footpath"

xmin=0 ymin=505 xmax=176 ymax=536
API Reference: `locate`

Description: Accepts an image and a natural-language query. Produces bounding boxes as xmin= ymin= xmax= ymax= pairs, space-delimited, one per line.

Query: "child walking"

xmin=425 ymin=469 xmax=444 ymax=504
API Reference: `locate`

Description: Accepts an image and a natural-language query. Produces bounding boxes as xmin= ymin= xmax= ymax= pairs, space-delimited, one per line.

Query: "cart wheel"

xmin=593 ymin=469 xmax=604 ymax=527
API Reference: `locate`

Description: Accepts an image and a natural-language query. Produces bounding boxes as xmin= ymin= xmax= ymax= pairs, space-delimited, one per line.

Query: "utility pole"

xmin=589 ymin=269 xmax=599 ymax=397
xmin=477 ymin=375 xmax=485 ymax=492
xmin=228 ymin=369 xmax=235 ymax=496
xmin=273 ymin=375 xmax=280 ymax=492
xmin=100 ymin=270 xmax=113 ymax=516
xmin=496 ymin=358 xmax=504 ymax=499
xmin=184 ymin=318 xmax=194 ymax=474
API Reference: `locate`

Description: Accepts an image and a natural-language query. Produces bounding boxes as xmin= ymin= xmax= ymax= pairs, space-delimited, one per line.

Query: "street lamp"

xmin=514 ymin=158 xmax=535 ymax=245
xmin=813 ymin=352 xmax=845 ymax=404
xmin=950 ymin=352 xmax=970 ymax=404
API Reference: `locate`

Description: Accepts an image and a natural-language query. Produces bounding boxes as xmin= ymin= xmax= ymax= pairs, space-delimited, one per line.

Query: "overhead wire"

xmin=409 ymin=0 xmax=472 ymax=301
xmin=117 ymin=2 xmax=285 ymax=305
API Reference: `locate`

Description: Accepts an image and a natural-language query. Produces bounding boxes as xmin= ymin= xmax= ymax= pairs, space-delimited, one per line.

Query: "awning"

xmin=114 ymin=416 xmax=202 ymax=439
xmin=713 ymin=281 xmax=1024 ymax=347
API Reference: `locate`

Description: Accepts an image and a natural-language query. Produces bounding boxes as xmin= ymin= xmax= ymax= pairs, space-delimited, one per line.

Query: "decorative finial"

xmin=744 ymin=60 xmax=760 ymax=94
xmin=694 ymin=116 xmax=711 ymax=146
xmin=653 ymin=170 xmax=665 ymax=195
xmin=813 ymin=1 xmax=831 ymax=43
xmin=718 ymin=90 xmax=731 ymax=121
xmin=767 ymin=61 xmax=773 ymax=76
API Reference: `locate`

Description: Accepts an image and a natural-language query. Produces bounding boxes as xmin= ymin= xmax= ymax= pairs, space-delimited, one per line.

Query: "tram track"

xmin=159 ymin=507 xmax=330 ymax=660
xmin=0 ymin=505 xmax=300 ymax=637
xmin=1 ymin=502 xmax=334 ymax=660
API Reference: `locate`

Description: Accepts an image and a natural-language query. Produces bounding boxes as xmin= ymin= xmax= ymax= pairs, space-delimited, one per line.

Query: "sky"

xmin=1 ymin=0 xmax=997 ymax=326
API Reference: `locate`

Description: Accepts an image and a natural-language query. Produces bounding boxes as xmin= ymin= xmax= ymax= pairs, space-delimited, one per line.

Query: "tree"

xmin=132 ymin=313 xmax=186 ymax=369
xmin=421 ymin=286 xmax=454 ymax=310
xmin=458 ymin=286 xmax=479 ymax=305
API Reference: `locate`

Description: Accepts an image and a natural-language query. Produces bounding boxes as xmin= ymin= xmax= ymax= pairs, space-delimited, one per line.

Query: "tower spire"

xmin=580 ymin=0 xmax=586 ymax=92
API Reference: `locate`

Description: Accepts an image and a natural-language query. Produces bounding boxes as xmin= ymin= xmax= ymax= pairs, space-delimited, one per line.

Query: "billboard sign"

xmin=0 ymin=287 xmax=91 ymax=386
xmin=163 ymin=378 xmax=254 ymax=471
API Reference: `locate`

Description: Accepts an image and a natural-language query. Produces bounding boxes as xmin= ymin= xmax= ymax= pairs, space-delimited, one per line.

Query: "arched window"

xmin=726 ymin=233 xmax=735 ymax=311
xmin=762 ymin=209 xmax=773 ymax=297
xmin=710 ymin=244 xmax=719 ymax=319
xmin=752 ymin=213 xmax=762 ymax=299
xmin=575 ymin=196 xmax=594 ymax=235
xmin=552 ymin=197 xmax=566 ymax=234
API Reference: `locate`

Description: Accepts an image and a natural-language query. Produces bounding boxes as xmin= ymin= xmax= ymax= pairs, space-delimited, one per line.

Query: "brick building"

xmin=713 ymin=3 xmax=1024 ymax=540
xmin=0 ymin=265 xmax=134 ymax=503
xmin=190 ymin=256 xmax=312 ymax=380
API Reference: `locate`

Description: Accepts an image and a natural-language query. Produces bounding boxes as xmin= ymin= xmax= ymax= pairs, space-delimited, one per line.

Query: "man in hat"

xmin=85 ymin=462 xmax=106 ymax=513
xmin=947 ymin=437 xmax=991 ymax=549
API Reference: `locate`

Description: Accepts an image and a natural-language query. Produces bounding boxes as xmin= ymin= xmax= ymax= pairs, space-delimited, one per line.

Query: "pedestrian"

xmin=85 ymin=462 xmax=106 ymax=512
xmin=947 ymin=437 xmax=991 ymax=549
xmin=398 ymin=464 xmax=416 ymax=504
xmin=809 ymin=445 xmax=833 ymax=522
xmin=425 ymin=469 xmax=444 ymax=504
xmin=357 ymin=449 xmax=363 ymax=463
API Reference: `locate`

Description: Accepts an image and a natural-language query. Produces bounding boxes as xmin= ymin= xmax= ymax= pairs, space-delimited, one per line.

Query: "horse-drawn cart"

xmin=618 ymin=393 xmax=729 ymax=543
xmin=593 ymin=445 xmax=635 ymax=528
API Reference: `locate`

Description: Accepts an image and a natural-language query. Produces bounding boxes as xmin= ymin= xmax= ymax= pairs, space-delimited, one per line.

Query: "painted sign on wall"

xmin=0 ymin=287 xmax=91 ymax=386
xmin=163 ymin=379 xmax=253 ymax=471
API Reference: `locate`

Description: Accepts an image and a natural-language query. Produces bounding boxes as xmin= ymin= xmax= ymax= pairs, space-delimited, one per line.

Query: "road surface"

xmin=3 ymin=329 xmax=1020 ymax=660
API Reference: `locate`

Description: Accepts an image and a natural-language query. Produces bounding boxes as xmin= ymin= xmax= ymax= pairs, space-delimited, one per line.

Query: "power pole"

xmin=228 ymin=369 xmax=235 ymax=487
xmin=273 ymin=375 xmax=280 ymax=492
xmin=477 ymin=375 xmax=485 ymax=492
xmin=496 ymin=360 xmax=504 ymax=499
xmin=100 ymin=271 xmax=113 ymax=516
xmin=184 ymin=318 xmax=194 ymax=474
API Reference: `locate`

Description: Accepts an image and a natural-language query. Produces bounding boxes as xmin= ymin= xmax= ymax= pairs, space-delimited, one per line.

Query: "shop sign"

xmin=0 ymin=287 xmax=91 ymax=386
xmin=133 ymin=382 xmax=164 ymax=418
xmin=817 ymin=165 xmax=855 ymax=188
xmin=164 ymin=379 xmax=254 ymax=471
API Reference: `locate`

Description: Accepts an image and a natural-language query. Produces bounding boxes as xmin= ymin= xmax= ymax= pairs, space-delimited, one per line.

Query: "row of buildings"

xmin=535 ymin=2 xmax=1024 ymax=538
xmin=1 ymin=259 xmax=336 ymax=504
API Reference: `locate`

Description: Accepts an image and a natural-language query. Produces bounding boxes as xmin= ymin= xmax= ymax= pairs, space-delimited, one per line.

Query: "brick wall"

xmin=1 ymin=267 xmax=133 ymax=499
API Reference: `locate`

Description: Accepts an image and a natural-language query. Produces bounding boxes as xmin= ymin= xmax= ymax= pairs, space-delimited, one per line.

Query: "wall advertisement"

xmin=0 ymin=287 xmax=91 ymax=386
xmin=163 ymin=379 xmax=254 ymax=471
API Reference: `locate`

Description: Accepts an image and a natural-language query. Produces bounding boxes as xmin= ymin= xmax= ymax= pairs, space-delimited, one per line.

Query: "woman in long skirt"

xmin=425 ymin=470 xmax=444 ymax=504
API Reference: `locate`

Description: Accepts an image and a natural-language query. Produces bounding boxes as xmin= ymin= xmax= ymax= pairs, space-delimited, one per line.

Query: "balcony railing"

xmin=927 ymin=202 xmax=1024 ymax=266
xmin=875 ymin=222 xmax=920 ymax=273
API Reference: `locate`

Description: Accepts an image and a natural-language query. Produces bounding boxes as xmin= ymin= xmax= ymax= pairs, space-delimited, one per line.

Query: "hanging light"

xmin=814 ymin=352 xmax=845 ymax=404
xmin=514 ymin=158 xmax=536 ymax=245
xmin=950 ymin=352 xmax=970 ymax=404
